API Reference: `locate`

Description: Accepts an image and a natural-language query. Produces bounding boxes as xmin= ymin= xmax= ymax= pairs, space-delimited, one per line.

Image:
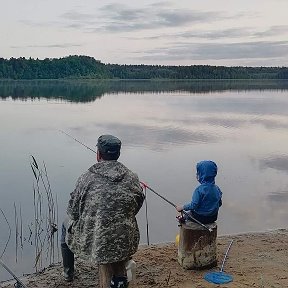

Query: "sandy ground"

xmin=1 ymin=229 xmax=288 ymax=288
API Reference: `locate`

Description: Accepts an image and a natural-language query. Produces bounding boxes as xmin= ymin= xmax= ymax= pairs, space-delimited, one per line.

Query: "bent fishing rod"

xmin=59 ymin=130 xmax=212 ymax=232
xmin=140 ymin=182 xmax=213 ymax=232
xmin=0 ymin=258 xmax=28 ymax=288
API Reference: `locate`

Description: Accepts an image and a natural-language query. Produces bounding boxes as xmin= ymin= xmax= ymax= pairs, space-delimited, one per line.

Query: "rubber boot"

xmin=110 ymin=275 xmax=128 ymax=288
xmin=61 ymin=243 xmax=75 ymax=282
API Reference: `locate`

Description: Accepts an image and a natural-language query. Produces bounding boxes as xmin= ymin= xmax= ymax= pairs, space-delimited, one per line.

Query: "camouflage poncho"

xmin=66 ymin=160 xmax=144 ymax=264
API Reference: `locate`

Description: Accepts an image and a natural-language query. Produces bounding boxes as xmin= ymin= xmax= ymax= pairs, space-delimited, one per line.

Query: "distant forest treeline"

xmin=1 ymin=79 xmax=288 ymax=103
xmin=1 ymin=55 xmax=288 ymax=79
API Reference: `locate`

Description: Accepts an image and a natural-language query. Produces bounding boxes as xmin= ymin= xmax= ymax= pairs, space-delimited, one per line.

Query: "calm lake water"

xmin=1 ymin=79 xmax=288 ymax=280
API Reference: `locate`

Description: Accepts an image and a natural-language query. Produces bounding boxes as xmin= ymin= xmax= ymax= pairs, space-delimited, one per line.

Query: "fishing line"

xmin=59 ymin=131 xmax=153 ymax=242
xmin=140 ymin=182 xmax=213 ymax=232
xmin=58 ymin=131 xmax=212 ymax=232
xmin=142 ymin=185 xmax=150 ymax=246
xmin=59 ymin=130 xmax=97 ymax=154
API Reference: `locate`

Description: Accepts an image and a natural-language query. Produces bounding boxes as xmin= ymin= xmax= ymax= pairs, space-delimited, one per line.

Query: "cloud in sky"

xmin=129 ymin=25 xmax=288 ymax=41
xmin=1 ymin=0 xmax=288 ymax=65
xmin=267 ymin=191 xmax=288 ymax=203
xmin=254 ymin=25 xmax=288 ymax=38
xmin=59 ymin=3 xmax=226 ymax=33
xmin=11 ymin=43 xmax=82 ymax=49
xmin=137 ymin=41 xmax=288 ymax=61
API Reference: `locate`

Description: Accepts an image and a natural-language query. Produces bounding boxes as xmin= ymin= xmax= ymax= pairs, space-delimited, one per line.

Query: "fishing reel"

xmin=176 ymin=212 xmax=186 ymax=227
xmin=14 ymin=281 xmax=26 ymax=288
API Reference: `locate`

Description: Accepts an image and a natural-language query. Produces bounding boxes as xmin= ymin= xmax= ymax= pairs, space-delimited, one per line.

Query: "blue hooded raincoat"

xmin=183 ymin=160 xmax=222 ymax=216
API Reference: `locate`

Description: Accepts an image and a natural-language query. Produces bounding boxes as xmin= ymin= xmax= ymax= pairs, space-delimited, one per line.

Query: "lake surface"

xmin=1 ymin=79 xmax=288 ymax=280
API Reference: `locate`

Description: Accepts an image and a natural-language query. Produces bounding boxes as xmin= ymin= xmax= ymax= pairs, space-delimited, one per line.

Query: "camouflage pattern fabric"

xmin=66 ymin=160 xmax=145 ymax=264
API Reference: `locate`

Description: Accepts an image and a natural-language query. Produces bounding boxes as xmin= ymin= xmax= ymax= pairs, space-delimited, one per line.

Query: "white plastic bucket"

xmin=126 ymin=259 xmax=136 ymax=284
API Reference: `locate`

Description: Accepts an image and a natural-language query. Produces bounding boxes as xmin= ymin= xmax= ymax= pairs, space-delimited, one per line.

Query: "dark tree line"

xmin=2 ymin=79 xmax=288 ymax=103
xmin=107 ymin=64 xmax=288 ymax=79
xmin=0 ymin=56 xmax=110 ymax=79
xmin=0 ymin=55 xmax=288 ymax=79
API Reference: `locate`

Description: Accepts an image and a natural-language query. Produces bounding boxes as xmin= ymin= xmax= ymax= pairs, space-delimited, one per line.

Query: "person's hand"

xmin=176 ymin=205 xmax=183 ymax=212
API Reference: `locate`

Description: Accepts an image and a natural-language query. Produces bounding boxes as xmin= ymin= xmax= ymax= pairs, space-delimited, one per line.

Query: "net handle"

xmin=220 ymin=239 xmax=234 ymax=272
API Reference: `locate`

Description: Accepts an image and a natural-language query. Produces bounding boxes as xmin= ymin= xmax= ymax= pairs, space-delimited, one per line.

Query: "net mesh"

xmin=204 ymin=271 xmax=233 ymax=284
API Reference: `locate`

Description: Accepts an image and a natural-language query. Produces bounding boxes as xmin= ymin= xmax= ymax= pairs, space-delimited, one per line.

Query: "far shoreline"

xmin=1 ymin=78 xmax=288 ymax=81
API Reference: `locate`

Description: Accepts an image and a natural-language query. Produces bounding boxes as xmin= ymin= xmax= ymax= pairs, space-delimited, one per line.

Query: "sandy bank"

xmin=1 ymin=229 xmax=288 ymax=288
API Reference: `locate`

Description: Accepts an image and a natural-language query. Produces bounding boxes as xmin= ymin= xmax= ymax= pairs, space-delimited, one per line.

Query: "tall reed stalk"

xmin=30 ymin=156 xmax=59 ymax=271
xmin=0 ymin=208 xmax=11 ymax=258
xmin=13 ymin=202 xmax=19 ymax=263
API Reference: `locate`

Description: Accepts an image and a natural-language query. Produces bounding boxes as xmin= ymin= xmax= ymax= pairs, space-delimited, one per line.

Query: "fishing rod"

xmin=140 ymin=182 xmax=213 ymax=233
xmin=58 ymin=131 xmax=212 ymax=232
xmin=0 ymin=258 xmax=28 ymax=288
xmin=59 ymin=130 xmax=151 ymax=244
xmin=59 ymin=130 xmax=97 ymax=154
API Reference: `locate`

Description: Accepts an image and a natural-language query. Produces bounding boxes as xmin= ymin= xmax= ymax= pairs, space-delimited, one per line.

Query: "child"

xmin=176 ymin=160 xmax=222 ymax=224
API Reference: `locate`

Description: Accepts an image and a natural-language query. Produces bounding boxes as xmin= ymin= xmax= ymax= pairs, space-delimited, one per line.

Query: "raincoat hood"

xmin=196 ymin=160 xmax=217 ymax=184
xmin=89 ymin=161 xmax=127 ymax=182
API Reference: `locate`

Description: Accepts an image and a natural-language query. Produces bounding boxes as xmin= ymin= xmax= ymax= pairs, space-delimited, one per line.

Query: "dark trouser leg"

xmin=110 ymin=260 xmax=128 ymax=288
xmin=61 ymin=221 xmax=75 ymax=282
xmin=61 ymin=243 xmax=75 ymax=281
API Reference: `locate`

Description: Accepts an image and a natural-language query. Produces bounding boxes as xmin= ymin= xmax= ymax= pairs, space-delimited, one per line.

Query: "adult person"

xmin=61 ymin=134 xmax=145 ymax=288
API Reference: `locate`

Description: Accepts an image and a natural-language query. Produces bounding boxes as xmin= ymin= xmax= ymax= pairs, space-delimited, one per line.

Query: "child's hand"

xmin=176 ymin=205 xmax=183 ymax=212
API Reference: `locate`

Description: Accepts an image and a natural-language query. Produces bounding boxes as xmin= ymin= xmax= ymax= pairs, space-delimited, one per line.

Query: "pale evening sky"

xmin=1 ymin=0 xmax=288 ymax=66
